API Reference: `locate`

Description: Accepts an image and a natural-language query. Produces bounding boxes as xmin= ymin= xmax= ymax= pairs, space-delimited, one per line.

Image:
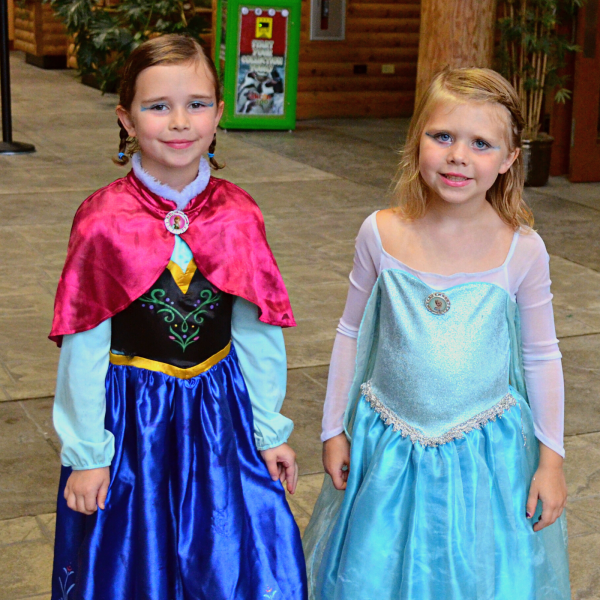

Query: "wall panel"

xmin=297 ymin=0 xmax=420 ymax=118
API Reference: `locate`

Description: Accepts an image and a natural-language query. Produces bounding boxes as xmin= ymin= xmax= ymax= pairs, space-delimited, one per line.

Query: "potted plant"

xmin=496 ymin=0 xmax=582 ymax=186
xmin=48 ymin=0 xmax=212 ymax=93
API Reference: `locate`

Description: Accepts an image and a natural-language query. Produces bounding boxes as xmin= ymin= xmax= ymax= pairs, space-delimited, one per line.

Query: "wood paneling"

xmin=297 ymin=0 xmax=420 ymax=119
xmin=297 ymin=90 xmax=414 ymax=118
xmin=14 ymin=1 xmax=67 ymax=57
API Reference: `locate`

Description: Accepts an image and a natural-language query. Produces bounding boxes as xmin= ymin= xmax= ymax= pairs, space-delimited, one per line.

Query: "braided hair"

xmin=112 ymin=34 xmax=224 ymax=170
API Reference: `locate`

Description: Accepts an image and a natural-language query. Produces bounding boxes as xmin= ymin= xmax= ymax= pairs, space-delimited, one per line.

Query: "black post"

xmin=0 ymin=0 xmax=34 ymax=154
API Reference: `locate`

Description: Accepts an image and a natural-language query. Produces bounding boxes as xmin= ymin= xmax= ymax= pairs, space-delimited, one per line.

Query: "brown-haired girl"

xmin=303 ymin=68 xmax=570 ymax=599
xmin=49 ymin=34 xmax=307 ymax=600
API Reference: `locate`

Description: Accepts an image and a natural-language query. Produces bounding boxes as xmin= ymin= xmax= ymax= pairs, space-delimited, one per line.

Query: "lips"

xmin=163 ymin=140 xmax=195 ymax=149
xmin=440 ymin=172 xmax=472 ymax=187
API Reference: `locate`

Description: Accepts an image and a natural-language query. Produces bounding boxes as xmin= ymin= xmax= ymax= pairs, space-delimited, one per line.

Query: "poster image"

xmin=236 ymin=7 xmax=289 ymax=116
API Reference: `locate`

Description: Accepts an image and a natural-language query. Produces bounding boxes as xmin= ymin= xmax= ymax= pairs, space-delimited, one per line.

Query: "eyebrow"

xmin=140 ymin=95 xmax=214 ymax=103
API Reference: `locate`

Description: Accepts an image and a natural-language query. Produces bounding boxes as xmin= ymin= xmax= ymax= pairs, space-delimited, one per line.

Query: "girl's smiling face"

xmin=419 ymin=100 xmax=519 ymax=210
xmin=116 ymin=60 xmax=224 ymax=190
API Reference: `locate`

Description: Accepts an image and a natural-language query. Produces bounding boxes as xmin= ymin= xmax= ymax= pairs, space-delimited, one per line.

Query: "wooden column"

xmin=415 ymin=0 xmax=497 ymax=105
xmin=8 ymin=0 xmax=14 ymax=43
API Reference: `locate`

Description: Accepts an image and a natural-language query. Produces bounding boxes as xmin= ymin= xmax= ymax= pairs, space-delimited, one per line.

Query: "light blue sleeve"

xmin=53 ymin=320 xmax=115 ymax=470
xmin=231 ymin=297 xmax=294 ymax=451
xmin=53 ymin=238 xmax=190 ymax=471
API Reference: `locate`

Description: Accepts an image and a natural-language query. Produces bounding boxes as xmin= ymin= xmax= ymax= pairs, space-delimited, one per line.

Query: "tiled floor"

xmin=1 ymin=53 xmax=600 ymax=599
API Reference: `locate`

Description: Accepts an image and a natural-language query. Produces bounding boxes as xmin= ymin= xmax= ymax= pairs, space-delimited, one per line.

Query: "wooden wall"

xmin=296 ymin=0 xmax=421 ymax=119
xmin=14 ymin=0 xmax=67 ymax=57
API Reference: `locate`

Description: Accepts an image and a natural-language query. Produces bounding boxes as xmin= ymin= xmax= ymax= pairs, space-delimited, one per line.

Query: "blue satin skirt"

xmin=304 ymin=391 xmax=570 ymax=600
xmin=51 ymin=346 xmax=307 ymax=600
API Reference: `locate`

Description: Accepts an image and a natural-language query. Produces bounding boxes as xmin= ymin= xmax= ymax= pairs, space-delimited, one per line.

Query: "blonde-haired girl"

xmin=303 ymin=67 xmax=570 ymax=599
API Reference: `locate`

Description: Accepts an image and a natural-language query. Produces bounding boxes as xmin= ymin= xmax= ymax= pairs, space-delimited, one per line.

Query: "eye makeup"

xmin=425 ymin=131 xmax=500 ymax=150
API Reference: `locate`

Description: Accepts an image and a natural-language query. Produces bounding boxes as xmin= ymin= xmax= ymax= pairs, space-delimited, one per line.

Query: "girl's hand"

xmin=526 ymin=444 xmax=567 ymax=532
xmin=64 ymin=467 xmax=111 ymax=515
xmin=260 ymin=443 xmax=299 ymax=495
xmin=323 ymin=433 xmax=350 ymax=491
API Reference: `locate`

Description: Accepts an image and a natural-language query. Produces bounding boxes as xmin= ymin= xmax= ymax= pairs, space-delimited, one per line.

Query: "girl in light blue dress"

xmin=303 ymin=68 xmax=570 ymax=599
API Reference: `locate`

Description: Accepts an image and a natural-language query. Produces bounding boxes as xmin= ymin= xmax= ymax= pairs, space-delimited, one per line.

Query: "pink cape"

xmin=50 ymin=171 xmax=295 ymax=345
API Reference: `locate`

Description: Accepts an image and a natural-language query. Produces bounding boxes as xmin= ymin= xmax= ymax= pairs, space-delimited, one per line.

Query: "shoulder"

xmin=373 ymin=207 xmax=417 ymax=253
xmin=355 ymin=208 xmax=412 ymax=253
xmin=209 ymin=178 xmax=262 ymax=212
xmin=206 ymin=177 xmax=267 ymax=229
xmin=355 ymin=211 xmax=381 ymax=247
xmin=515 ymin=227 xmax=549 ymax=263
xmin=71 ymin=175 xmax=134 ymax=238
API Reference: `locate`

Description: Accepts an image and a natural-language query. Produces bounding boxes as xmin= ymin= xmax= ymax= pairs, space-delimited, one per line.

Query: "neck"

xmin=424 ymin=193 xmax=494 ymax=228
xmin=132 ymin=153 xmax=211 ymax=210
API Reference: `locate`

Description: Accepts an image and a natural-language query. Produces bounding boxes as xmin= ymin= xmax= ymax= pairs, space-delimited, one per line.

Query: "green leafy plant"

xmin=48 ymin=0 xmax=212 ymax=93
xmin=497 ymin=0 xmax=583 ymax=139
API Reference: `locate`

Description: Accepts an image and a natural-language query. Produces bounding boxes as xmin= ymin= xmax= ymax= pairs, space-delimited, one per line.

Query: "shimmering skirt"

xmin=51 ymin=346 xmax=307 ymax=600
xmin=303 ymin=388 xmax=570 ymax=600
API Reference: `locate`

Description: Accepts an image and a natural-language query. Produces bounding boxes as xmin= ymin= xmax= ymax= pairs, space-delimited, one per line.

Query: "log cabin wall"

xmin=14 ymin=1 xmax=67 ymax=59
xmin=297 ymin=0 xmax=421 ymax=119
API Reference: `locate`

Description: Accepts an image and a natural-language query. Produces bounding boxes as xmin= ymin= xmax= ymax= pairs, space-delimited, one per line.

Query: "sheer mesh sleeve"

xmin=322 ymin=214 xmax=381 ymax=441
xmin=512 ymin=232 xmax=565 ymax=457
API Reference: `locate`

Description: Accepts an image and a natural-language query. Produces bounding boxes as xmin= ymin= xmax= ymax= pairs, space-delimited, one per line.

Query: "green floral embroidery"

xmin=140 ymin=287 xmax=221 ymax=352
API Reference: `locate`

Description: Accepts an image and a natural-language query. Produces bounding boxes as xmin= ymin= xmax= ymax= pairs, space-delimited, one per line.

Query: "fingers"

xmin=533 ymin=501 xmax=565 ymax=532
xmin=533 ymin=506 xmax=563 ymax=531
xmin=327 ymin=466 xmax=348 ymax=491
xmin=285 ymin=461 xmax=299 ymax=495
xmin=63 ymin=469 xmax=110 ymax=515
xmin=97 ymin=477 xmax=110 ymax=511
xmin=264 ymin=456 xmax=281 ymax=482
xmin=65 ymin=490 xmax=77 ymax=512
xmin=525 ymin=481 xmax=539 ymax=520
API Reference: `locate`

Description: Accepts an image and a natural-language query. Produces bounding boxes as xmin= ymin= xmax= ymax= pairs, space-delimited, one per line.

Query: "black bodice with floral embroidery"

xmin=111 ymin=261 xmax=233 ymax=369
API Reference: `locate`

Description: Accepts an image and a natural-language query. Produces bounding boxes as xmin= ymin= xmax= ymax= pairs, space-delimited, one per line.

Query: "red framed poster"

xmin=235 ymin=7 xmax=289 ymax=115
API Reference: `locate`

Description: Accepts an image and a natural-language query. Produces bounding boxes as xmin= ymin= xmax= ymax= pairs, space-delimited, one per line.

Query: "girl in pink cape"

xmin=50 ymin=34 xmax=307 ymax=600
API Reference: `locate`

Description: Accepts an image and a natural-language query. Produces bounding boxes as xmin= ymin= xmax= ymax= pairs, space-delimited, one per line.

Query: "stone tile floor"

xmin=1 ymin=53 xmax=599 ymax=599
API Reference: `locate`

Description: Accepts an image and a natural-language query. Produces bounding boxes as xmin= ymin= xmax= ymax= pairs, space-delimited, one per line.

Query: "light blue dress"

xmin=303 ymin=269 xmax=570 ymax=599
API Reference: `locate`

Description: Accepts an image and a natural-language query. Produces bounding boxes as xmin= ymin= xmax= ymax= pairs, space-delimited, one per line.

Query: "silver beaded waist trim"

xmin=360 ymin=381 xmax=517 ymax=448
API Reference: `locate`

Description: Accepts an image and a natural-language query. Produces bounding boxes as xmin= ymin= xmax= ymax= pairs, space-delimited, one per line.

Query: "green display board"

xmin=214 ymin=0 xmax=301 ymax=130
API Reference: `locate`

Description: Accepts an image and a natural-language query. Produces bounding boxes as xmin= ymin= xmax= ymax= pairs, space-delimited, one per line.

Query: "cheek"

xmin=194 ymin=113 xmax=219 ymax=134
xmin=419 ymin=144 xmax=442 ymax=175
xmin=135 ymin=116 xmax=164 ymax=140
xmin=475 ymin=155 xmax=506 ymax=180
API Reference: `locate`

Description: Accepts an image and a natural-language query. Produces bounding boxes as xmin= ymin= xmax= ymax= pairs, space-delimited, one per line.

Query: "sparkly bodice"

xmin=364 ymin=270 xmax=514 ymax=443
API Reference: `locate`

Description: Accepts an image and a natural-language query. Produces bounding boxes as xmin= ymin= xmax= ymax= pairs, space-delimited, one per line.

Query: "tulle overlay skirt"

xmin=52 ymin=346 xmax=307 ymax=600
xmin=303 ymin=390 xmax=570 ymax=600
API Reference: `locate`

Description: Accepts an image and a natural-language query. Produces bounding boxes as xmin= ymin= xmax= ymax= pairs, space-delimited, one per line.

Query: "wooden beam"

xmin=415 ymin=0 xmax=497 ymax=105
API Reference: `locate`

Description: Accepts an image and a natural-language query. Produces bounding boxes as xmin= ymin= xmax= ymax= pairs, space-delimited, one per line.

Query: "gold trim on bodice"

xmin=110 ymin=341 xmax=231 ymax=379
xmin=166 ymin=259 xmax=197 ymax=295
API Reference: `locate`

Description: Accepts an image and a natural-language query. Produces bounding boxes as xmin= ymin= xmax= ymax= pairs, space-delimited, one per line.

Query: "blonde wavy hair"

xmin=393 ymin=67 xmax=533 ymax=229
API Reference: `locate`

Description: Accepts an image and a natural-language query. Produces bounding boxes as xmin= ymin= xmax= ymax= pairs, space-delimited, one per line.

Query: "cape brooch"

xmin=164 ymin=210 xmax=190 ymax=235
xmin=425 ymin=292 xmax=451 ymax=315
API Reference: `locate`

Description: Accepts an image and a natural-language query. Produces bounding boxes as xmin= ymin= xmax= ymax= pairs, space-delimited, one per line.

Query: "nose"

xmin=169 ymin=106 xmax=190 ymax=131
xmin=447 ymin=141 xmax=469 ymax=165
